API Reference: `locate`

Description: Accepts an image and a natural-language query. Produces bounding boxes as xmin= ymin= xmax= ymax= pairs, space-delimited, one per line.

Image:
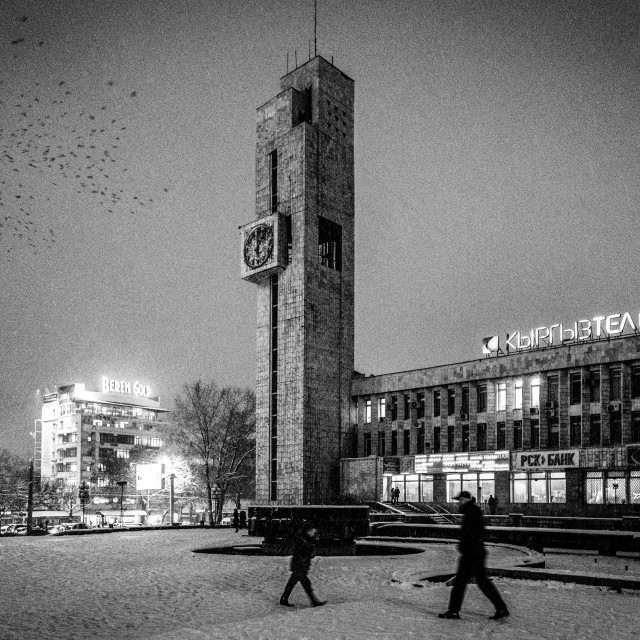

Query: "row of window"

xmin=389 ymin=471 xmax=640 ymax=505
xmin=361 ymin=412 xmax=640 ymax=456
xmin=362 ymin=366 xmax=640 ymax=423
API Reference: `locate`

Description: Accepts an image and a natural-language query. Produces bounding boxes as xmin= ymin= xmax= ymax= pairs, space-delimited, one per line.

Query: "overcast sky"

xmin=1 ymin=0 xmax=639 ymax=456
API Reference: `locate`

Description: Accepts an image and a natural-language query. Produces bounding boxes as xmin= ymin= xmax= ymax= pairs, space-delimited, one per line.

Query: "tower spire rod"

xmin=314 ymin=0 xmax=317 ymax=57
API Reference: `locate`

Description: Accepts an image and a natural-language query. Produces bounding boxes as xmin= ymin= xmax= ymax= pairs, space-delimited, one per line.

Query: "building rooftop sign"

xmin=483 ymin=311 xmax=640 ymax=356
xmin=102 ymin=376 xmax=151 ymax=398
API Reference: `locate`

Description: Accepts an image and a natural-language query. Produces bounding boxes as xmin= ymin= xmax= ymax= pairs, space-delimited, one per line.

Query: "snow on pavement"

xmin=1 ymin=528 xmax=638 ymax=640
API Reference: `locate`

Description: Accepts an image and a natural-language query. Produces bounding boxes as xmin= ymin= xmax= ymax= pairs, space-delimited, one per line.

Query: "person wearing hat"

xmin=438 ymin=490 xmax=509 ymax=621
xmin=279 ymin=523 xmax=327 ymax=608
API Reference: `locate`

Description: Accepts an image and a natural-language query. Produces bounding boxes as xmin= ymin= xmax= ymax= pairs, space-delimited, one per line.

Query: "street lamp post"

xmin=613 ymin=482 xmax=619 ymax=506
xmin=78 ymin=482 xmax=90 ymax=525
xmin=117 ymin=481 xmax=127 ymax=527
xmin=212 ymin=485 xmax=221 ymax=526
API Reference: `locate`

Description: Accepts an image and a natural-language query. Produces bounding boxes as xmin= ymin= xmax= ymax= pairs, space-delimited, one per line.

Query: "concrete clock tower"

xmin=240 ymin=56 xmax=354 ymax=505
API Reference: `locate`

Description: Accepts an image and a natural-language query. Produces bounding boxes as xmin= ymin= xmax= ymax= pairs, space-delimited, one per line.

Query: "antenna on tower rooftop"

xmin=314 ymin=0 xmax=318 ymax=57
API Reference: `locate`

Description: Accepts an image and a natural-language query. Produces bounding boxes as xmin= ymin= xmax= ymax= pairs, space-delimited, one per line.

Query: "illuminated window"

xmin=531 ymin=378 xmax=540 ymax=408
xmin=496 ymin=383 xmax=506 ymax=411
xmin=116 ymin=449 xmax=130 ymax=459
xmin=378 ymin=398 xmax=386 ymax=421
xmin=514 ymin=380 xmax=522 ymax=409
xmin=586 ymin=471 xmax=603 ymax=504
xmin=365 ymin=399 xmax=371 ymax=424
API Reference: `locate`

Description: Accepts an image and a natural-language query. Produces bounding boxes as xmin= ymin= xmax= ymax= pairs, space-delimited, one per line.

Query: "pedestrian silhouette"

xmin=280 ymin=523 xmax=326 ymax=608
xmin=438 ymin=491 xmax=509 ymax=620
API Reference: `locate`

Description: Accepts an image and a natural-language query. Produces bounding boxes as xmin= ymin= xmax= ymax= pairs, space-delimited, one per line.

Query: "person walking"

xmin=233 ymin=509 xmax=240 ymax=532
xmin=488 ymin=494 xmax=496 ymax=515
xmin=438 ymin=491 xmax=509 ymax=621
xmin=280 ymin=523 xmax=326 ymax=608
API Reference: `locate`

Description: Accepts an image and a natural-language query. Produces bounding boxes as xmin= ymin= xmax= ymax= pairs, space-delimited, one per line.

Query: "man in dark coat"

xmin=280 ymin=523 xmax=326 ymax=607
xmin=438 ymin=491 xmax=509 ymax=620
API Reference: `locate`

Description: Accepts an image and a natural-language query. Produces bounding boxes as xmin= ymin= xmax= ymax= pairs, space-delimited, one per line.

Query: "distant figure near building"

xmin=438 ymin=491 xmax=509 ymax=621
xmin=280 ymin=523 xmax=326 ymax=608
xmin=488 ymin=494 xmax=496 ymax=515
xmin=233 ymin=509 xmax=239 ymax=532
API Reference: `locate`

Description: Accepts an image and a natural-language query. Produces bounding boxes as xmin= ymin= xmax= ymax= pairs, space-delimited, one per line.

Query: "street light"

xmin=116 ymin=481 xmax=127 ymax=526
xmin=212 ymin=485 xmax=222 ymax=526
xmin=613 ymin=482 xmax=619 ymax=505
xmin=78 ymin=482 xmax=90 ymax=525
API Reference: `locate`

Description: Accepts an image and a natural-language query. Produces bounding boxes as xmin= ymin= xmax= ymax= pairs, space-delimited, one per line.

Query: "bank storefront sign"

xmin=515 ymin=449 xmax=580 ymax=470
xmin=415 ymin=451 xmax=510 ymax=474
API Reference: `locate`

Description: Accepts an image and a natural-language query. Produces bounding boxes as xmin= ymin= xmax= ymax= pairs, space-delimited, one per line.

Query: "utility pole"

xmin=26 ymin=458 xmax=34 ymax=535
xmin=117 ymin=480 xmax=127 ymax=526
xmin=169 ymin=474 xmax=175 ymax=524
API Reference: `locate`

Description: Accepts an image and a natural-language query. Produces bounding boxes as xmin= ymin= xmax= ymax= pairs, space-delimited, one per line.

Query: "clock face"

xmin=244 ymin=223 xmax=274 ymax=268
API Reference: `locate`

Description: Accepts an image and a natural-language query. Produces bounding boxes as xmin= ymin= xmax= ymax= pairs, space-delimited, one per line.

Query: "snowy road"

xmin=1 ymin=528 xmax=637 ymax=640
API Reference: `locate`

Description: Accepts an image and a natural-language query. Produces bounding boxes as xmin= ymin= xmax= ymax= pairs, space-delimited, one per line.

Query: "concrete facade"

xmin=242 ymin=57 xmax=354 ymax=505
xmin=346 ymin=335 xmax=640 ymax=516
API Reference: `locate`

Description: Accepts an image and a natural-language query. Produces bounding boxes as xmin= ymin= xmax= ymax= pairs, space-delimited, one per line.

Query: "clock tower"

xmin=240 ymin=56 xmax=354 ymax=505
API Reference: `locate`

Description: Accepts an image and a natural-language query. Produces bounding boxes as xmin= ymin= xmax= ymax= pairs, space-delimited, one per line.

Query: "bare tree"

xmin=171 ymin=381 xmax=255 ymax=524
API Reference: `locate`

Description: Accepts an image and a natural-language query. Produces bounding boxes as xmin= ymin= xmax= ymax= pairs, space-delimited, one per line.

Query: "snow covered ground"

xmin=1 ymin=528 xmax=638 ymax=640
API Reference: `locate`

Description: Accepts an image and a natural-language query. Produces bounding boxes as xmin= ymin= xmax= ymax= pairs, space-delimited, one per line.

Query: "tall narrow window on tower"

xmin=318 ymin=216 xmax=342 ymax=271
xmin=270 ymin=150 xmax=278 ymax=213
xmin=270 ymin=274 xmax=279 ymax=501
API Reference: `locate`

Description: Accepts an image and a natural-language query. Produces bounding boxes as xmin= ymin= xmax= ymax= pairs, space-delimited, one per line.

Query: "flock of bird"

xmin=1 ymin=15 xmax=168 ymax=255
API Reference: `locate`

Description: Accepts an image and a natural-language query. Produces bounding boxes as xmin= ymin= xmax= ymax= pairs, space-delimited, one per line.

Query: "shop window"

xmin=514 ymin=380 xmax=522 ymax=410
xmin=462 ymin=473 xmax=478 ymax=500
xmin=417 ymin=425 xmax=425 ymax=454
xmin=390 ymin=396 xmax=398 ymax=421
xmin=496 ymin=422 xmax=506 ymax=449
xmin=363 ymin=432 xmax=371 ymax=456
xmin=403 ymin=429 xmax=410 ymax=455
xmin=610 ymin=368 xmax=622 ymax=401
xmin=606 ymin=472 xmax=625 ymax=504
xmin=586 ymin=471 xmax=603 ymax=504
xmin=569 ymin=416 xmax=582 ymax=447
xmin=548 ymin=417 xmax=559 ymax=448
xmin=531 ymin=377 xmax=540 ymax=408
xmin=433 ymin=390 xmax=441 ymax=417
xmin=511 ymin=472 xmax=528 ymax=503
xmin=589 ymin=370 xmax=601 ymax=403
xmin=405 ymin=474 xmax=419 ymax=502
xmin=447 ymin=424 xmax=455 ymax=451
xmin=433 ymin=426 xmax=440 ymax=454
xmin=630 ymin=471 xmax=640 ymax=504
xmin=318 ymin=216 xmax=342 ymax=271
xmin=365 ymin=399 xmax=371 ymax=424
xmin=549 ymin=472 xmax=567 ymax=502
xmin=531 ymin=419 xmax=540 ymax=448
xmin=610 ymin=413 xmax=622 ymax=445
xmin=446 ymin=474 xmax=462 ymax=502
xmin=416 ymin=392 xmax=425 ymax=419
xmin=404 ymin=394 xmax=410 ymax=419
xmin=378 ymin=398 xmax=386 ymax=422
xmin=420 ymin=475 xmax=434 ymax=502
xmin=496 ymin=382 xmax=506 ymax=411
xmin=570 ymin=372 xmax=582 ymax=405
xmin=513 ymin=420 xmax=523 ymax=450
xmin=116 ymin=449 xmax=129 ymax=459
xmin=477 ymin=385 xmax=487 ymax=413
xmin=448 ymin=388 xmax=456 ymax=416
xmin=632 ymin=367 xmax=640 ymax=398
xmin=589 ymin=415 xmax=601 ymax=446
xmin=478 ymin=473 xmax=496 ymax=506
xmin=530 ymin=472 xmax=548 ymax=503
xmin=462 ymin=424 xmax=470 ymax=452
xmin=631 ymin=413 xmax=640 ymax=443
xmin=476 ymin=423 xmax=487 ymax=451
